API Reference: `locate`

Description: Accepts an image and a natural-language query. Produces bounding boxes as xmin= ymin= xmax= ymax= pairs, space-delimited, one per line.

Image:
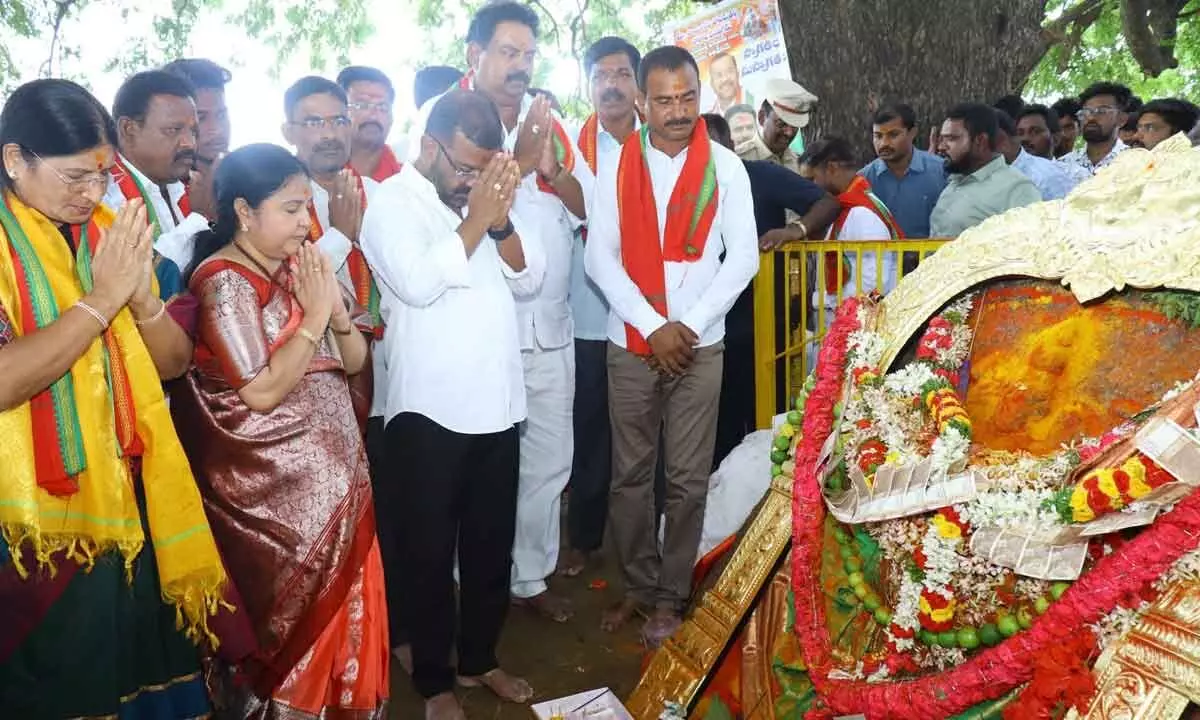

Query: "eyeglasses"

xmin=349 ymin=101 xmax=391 ymax=113
xmin=429 ymin=135 xmax=480 ymax=179
xmin=1077 ymin=106 xmax=1119 ymax=119
xmin=291 ymin=115 xmax=352 ymax=130
xmin=28 ymin=150 xmax=110 ymax=193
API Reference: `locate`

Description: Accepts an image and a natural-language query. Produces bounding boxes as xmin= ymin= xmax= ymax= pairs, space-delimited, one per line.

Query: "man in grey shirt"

xmin=930 ymin=103 xmax=1041 ymax=238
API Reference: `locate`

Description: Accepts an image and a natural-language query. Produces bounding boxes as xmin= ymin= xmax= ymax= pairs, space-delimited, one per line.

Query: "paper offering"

xmin=531 ymin=688 xmax=633 ymax=720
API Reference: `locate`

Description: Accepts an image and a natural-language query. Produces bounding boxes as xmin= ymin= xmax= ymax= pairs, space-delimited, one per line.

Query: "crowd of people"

xmin=1 ymin=0 xmax=1197 ymax=718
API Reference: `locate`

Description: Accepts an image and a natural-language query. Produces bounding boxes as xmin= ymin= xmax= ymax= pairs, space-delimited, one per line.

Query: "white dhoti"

xmin=510 ymin=340 xmax=575 ymax=598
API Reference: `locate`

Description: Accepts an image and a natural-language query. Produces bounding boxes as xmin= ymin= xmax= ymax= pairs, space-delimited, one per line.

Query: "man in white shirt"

xmin=105 ymin=70 xmax=210 ymax=274
xmin=585 ymin=45 xmax=759 ymax=646
xmin=559 ymin=35 xmax=641 ymax=579
xmin=410 ymin=1 xmax=592 ymax=622
xmin=362 ymin=90 xmax=545 ymax=718
xmin=1060 ymin=81 xmax=1132 ymax=177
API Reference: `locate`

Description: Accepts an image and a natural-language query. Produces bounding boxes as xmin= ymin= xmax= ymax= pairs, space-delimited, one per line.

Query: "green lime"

xmin=873 ymin=608 xmax=892 ymax=626
xmin=832 ymin=527 xmax=848 ymax=544
xmin=826 ymin=474 xmax=844 ymax=491
xmin=839 ymin=546 xmax=855 ymax=561
xmin=852 ymin=583 xmax=870 ymax=599
xmin=997 ymin=615 xmax=1020 ymax=637
xmin=844 ymin=556 xmax=864 ymax=573
xmin=773 ymin=435 xmax=791 ymax=451
xmin=936 ymin=630 xmax=958 ymax=648
xmin=770 ymin=449 xmax=788 ymax=464
xmin=795 ymin=396 xmax=805 ymax=412
xmin=956 ymin=627 xmax=980 ymax=650
xmin=1017 ymin=606 xmax=1034 ymax=629
xmin=771 ymin=463 xmax=783 ymax=477
xmin=918 ymin=630 xmax=937 ymax=645
xmin=1034 ymin=596 xmax=1051 ymax=615
xmin=847 ymin=571 xmax=865 ymax=587
xmin=1050 ymin=582 xmax=1071 ymax=600
xmin=787 ymin=410 xmax=802 ymax=425
xmin=863 ymin=594 xmax=881 ymax=611
xmin=978 ymin=623 xmax=1001 ymax=646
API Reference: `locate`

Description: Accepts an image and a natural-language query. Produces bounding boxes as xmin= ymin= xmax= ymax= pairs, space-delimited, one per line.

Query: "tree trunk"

xmin=779 ymin=0 xmax=1050 ymax=161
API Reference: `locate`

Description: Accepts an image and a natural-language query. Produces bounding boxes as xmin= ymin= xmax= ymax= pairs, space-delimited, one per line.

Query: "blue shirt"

xmin=860 ymin=148 xmax=947 ymax=239
xmin=1011 ymin=148 xmax=1078 ymax=200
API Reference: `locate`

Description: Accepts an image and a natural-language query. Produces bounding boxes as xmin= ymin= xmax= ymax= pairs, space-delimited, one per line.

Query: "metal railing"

xmin=752 ymin=239 xmax=949 ymax=428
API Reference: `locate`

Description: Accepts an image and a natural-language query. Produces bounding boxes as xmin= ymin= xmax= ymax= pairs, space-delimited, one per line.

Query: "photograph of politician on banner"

xmin=666 ymin=0 xmax=790 ymax=117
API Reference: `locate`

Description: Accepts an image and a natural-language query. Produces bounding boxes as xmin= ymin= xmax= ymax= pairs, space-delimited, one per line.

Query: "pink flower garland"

xmin=790 ymin=298 xmax=1200 ymax=719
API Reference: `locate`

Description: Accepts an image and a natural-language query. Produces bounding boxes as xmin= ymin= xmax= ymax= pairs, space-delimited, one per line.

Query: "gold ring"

xmin=493 ymin=182 xmax=502 ymax=191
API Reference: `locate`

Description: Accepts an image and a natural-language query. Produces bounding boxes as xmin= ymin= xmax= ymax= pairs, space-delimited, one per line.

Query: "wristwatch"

xmin=488 ymin=219 xmax=515 ymax=242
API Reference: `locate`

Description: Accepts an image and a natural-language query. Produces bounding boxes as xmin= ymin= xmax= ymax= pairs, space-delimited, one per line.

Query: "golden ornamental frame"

xmin=625 ymin=136 xmax=1200 ymax=719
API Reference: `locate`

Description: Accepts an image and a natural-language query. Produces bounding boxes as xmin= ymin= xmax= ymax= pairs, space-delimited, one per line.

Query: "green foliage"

xmin=1027 ymin=0 xmax=1200 ymax=100
xmin=1152 ymin=290 xmax=1200 ymax=328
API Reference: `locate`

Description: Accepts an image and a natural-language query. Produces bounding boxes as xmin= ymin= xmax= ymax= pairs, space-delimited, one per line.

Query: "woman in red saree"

xmin=170 ymin=143 xmax=389 ymax=718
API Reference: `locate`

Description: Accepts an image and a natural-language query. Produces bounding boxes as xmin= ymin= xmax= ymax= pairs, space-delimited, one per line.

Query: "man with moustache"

xmin=409 ymin=1 xmax=590 ymax=625
xmin=724 ymin=103 xmax=758 ymax=154
xmin=362 ymin=89 xmax=544 ymax=719
xmin=1060 ymin=82 xmax=1132 ymax=176
xmin=995 ymin=109 xmax=1077 ymax=201
xmin=861 ymin=103 xmax=947 ymax=239
xmin=338 ymin=65 xmax=404 ymax=182
xmin=1015 ymin=103 xmax=1060 ymax=159
xmin=1051 ymin=97 xmax=1082 ymax=158
xmin=161 ymin=58 xmax=231 ymax=221
xmin=706 ymin=52 xmax=753 ymax=115
xmin=737 ymin=78 xmax=816 ymax=174
xmin=280 ymin=76 xmax=389 ymax=517
xmin=929 ymin=102 xmax=1040 ymax=238
xmin=560 ymin=35 xmax=640 ymax=579
xmin=105 ymin=70 xmax=209 ymax=273
xmin=586 ymin=45 xmax=759 ymax=646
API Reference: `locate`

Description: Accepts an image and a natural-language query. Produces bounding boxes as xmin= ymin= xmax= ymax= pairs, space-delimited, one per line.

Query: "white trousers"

xmin=510 ymin=341 xmax=575 ymax=598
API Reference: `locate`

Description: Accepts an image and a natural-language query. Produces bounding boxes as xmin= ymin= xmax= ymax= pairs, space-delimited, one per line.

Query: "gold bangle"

xmin=134 ymin=300 xmax=167 ymax=327
xmin=73 ymin=300 xmax=109 ymax=330
xmin=296 ymin=327 xmax=321 ymax=348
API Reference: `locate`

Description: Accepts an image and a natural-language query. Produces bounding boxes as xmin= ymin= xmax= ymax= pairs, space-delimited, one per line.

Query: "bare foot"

xmin=600 ymin=597 xmax=644 ymax=633
xmin=458 ymin=667 xmax=534 ymax=703
xmin=424 ymin=692 xmax=466 ymax=720
xmin=512 ymin=590 xmax=574 ymax=623
xmin=642 ymin=607 xmax=683 ymax=649
xmin=557 ymin=548 xmax=588 ymax=577
xmin=392 ymin=643 xmax=413 ymax=675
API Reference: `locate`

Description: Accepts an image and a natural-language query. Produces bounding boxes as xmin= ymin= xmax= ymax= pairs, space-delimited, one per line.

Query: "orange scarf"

xmin=369 ymin=145 xmax=403 ymax=183
xmin=824 ymin=175 xmax=904 ymax=293
xmin=617 ymin=119 xmax=719 ymax=355
xmin=458 ymin=72 xmax=575 ymax=196
xmin=306 ymin=169 xmax=383 ymax=338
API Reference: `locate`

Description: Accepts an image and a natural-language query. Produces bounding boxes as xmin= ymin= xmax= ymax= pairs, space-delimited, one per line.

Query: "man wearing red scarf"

xmin=585 ymin=46 xmax=759 ymax=647
xmin=407 ymin=2 xmax=593 ymax=634
xmin=337 ymin=66 xmax=405 ymax=183
xmin=104 ymin=70 xmax=211 ymax=275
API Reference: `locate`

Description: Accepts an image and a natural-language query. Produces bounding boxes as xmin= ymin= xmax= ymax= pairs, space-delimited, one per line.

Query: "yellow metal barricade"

xmin=752 ymin=239 xmax=948 ymax=428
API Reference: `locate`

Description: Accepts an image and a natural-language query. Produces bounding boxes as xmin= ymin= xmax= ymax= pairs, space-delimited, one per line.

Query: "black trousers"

xmin=367 ymin=415 xmax=413 ymax=651
xmin=383 ymin=412 xmax=519 ymax=698
xmin=567 ymin=339 xmax=612 ymax=553
xmin=714 ymin=336 xmax=756 ymax=469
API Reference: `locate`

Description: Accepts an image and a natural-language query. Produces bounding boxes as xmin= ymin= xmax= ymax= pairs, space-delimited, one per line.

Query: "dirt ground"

xmin=389 ymin=549 xmax=650 ymax=719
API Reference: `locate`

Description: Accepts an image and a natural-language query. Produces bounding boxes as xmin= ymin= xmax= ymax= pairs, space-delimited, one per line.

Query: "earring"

xmin=240 ymin=224 xmax=248 ymax=232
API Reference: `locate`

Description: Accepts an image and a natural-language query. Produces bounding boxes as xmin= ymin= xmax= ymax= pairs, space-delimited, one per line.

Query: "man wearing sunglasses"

xmin=1059 ymin=81 xmax=1132 ymax=177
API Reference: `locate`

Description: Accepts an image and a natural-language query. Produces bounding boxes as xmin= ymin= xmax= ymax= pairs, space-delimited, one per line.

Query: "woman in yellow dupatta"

xmin=0 ymin=79 xmax=227 ymax=718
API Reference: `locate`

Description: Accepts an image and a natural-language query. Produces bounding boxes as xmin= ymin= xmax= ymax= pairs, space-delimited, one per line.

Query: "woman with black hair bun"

xmin=171 ymin=142 xmax=389 ymax=717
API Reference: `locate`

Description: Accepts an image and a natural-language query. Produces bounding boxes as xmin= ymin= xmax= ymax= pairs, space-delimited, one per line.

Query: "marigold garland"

xmin=1055 ymin=453 xmax=1176 ymax=523
xmin=790 ymin=297 xmax=1200 ymax=720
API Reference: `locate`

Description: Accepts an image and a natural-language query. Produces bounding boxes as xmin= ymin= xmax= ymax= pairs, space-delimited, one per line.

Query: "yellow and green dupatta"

xmin=0 ymin=191 xmax=226 ymax=644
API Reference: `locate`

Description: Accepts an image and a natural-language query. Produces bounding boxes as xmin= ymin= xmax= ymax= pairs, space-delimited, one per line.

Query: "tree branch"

xmin=1041 ymin=0 xmax=1109 ymax=43
xmin=40 ymin=0 xmax=78 ymax=78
